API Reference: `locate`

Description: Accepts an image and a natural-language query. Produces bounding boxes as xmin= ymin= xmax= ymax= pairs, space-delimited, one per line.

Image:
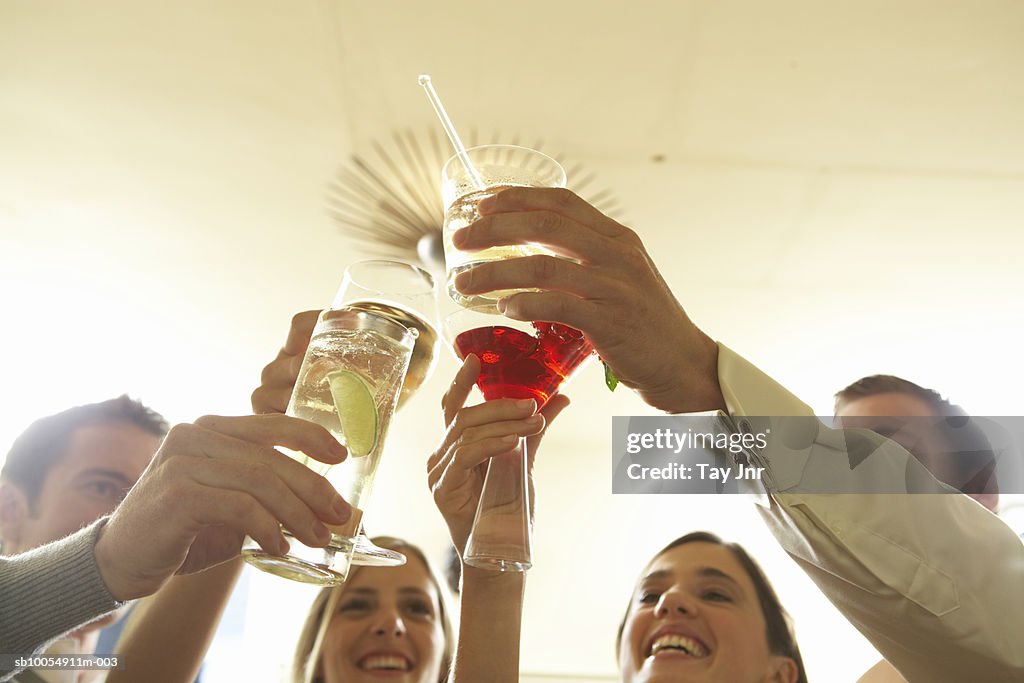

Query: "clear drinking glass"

xmin=335 ymin=260 xmax=440 ymax=409
xmin=442 ymin=145 xmax=566 ymax=309
xmin=241 ymin=308 xmax=416 ymax=585
xmin=329 ymin=259 xmax=440 ymax=567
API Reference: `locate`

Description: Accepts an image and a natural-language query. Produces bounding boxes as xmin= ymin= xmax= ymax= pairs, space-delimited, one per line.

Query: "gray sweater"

xmin=0 ymin=520 xmax=122 ymax=681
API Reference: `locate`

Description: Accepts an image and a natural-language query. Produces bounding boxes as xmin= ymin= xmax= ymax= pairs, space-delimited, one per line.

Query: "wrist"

xmin=644 ymin=333 xmax=726 ymax=414
xmin=461 ymin=563 xmax=526 ymax=593
xmin=93 ymin=516 xmax=149 ymax=602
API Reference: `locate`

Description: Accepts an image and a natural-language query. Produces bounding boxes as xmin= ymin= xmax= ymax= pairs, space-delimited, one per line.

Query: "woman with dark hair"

xmin=430 ymin=355 xmax=805 ymax=682
xmin=615 ymin=532 xmax=804 ymax=682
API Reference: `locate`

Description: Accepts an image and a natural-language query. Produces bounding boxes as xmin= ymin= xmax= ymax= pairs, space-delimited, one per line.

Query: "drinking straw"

xmin=418 ymin=74 xmax=485 ymax=190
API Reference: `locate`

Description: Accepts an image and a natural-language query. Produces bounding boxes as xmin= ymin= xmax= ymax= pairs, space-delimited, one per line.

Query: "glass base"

xmin=241 ymin=531 xmax=355 ymax=586
xmin=241 ymin=531 xmax=407 ymax=585
xmin=241 ymin=547 xmax=347 ymax=586
xmin=347 ymin=533 xmax=407 ymax=567
xmin=463 ymin=554 xmax=531 ymax=572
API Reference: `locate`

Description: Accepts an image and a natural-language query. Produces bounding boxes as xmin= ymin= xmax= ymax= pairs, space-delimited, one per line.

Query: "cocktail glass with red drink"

xmin=444 ymin=304 xmax=595 ymax=571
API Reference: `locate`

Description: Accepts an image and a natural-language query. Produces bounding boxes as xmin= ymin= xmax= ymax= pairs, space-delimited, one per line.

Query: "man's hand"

xmin=452 ymin=187 xmax=724 ymax=414
xmin=94 ymin=413 xmax=351 ymax=601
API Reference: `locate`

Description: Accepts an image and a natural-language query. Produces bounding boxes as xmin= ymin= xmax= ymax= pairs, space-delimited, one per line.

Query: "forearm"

xmin=0 ymin=519 xmax=122 ymax=678
xmin=450 ymin=566 xmax=525 ymax=683
xmin=718 ymin=343 xmax=1024 ymax=680
xmin=105 ymin=558 xmax=243 ymax=683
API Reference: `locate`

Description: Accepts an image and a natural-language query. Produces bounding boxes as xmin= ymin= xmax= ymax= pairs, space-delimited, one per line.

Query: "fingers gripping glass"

xmin=242 ymin=307 xmax=416 ymax=585
xmin=444 ymin=305 xmax=594 ymax=571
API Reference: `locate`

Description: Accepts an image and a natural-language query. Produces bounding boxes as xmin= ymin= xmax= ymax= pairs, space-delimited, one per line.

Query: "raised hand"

xmin=94 ymin=413 xmax=350 ymax=601
xmin=251 ymin=310 xmax=321 ymax=415
xmin=452 ymin=187 xmax=725 ymax=414
xmin=426 ymin=355 xmax=570 ymax=555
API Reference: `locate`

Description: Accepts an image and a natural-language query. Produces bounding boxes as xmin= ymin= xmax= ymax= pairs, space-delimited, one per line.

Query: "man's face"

xmin=6 ymin=421 xmax=161 ymax=553
xmin=836 ymin=392 xmax=998 ymax=510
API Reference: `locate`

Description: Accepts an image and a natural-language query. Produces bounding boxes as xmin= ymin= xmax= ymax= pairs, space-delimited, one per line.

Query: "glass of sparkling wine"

xmin=442 ymin=144 xmax=566 ymax=309
xmin=242 ymin=307 xmax=416 ymax=585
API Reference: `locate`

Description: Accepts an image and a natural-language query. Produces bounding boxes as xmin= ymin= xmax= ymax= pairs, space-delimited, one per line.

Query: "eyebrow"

xmin=697 ymin=566 xmax=742 ymax=589
xmin=640 ymin=566 xmax=743 ymax=588
xmin=346 ymin=587 xmax=432 ymax=597
xmin=73 ymin=469 xmax=135 ymax=486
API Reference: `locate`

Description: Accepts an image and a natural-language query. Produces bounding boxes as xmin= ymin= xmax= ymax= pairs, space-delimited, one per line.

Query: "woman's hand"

xmin=427 ymin=355 xmax=569 ymax=556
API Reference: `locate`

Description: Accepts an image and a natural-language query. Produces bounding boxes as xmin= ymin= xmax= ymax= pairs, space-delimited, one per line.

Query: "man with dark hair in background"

xmin=0 ymin=396 xmax=167 ymax=682
xmin=835 ymin=374 xmax=999 ymax=512
xmin=0 ymin=396 xmax=352 ymax=683
xmin=834 ymin=375 xmax=1001 ymax=683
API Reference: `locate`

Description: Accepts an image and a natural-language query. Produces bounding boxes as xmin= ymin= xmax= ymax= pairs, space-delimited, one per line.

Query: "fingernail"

xmin=329 ymin=439 xmax=347 ymax=461
xmin=454 ymin=270 xmax=471 ymax=293
xmin=516 ymin=398 xmax=536 ymax=411
xmin=478 ymin=196 xmax=496 ymax=213
xmin=312 ymin=521 xmax=331 ymax=544
xmin=452 ymin=227 xmax=469 ymax=248
xmin=496 ymin=297 xmax=509 ymax=314
xmin=501 ymin=434 xmax=517 ymax=444
xmin=332 ymin=496 xmax=351 ymax=522
xmin=277 ymin=536 xmax=291 ymax=555
xmin=526 ymin=414 xmax=544 ymax=426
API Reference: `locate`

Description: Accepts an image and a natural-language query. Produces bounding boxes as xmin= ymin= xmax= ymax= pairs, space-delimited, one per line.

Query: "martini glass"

xmin=444 ymin=304 xmax=595 ymax=571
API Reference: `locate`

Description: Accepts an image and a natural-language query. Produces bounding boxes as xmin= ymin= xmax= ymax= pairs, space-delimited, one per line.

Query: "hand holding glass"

xmin=242 ymin=308 xmax=415 ymax=585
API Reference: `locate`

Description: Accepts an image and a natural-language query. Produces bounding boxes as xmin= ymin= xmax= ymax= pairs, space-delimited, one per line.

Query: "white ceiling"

xmin=2 ymin=1 xmax=1023 ymax=680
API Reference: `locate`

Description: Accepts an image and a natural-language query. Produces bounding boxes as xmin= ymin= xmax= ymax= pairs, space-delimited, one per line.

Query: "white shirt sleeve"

xmin=716 ymin=343 xmax=1024 ymax=683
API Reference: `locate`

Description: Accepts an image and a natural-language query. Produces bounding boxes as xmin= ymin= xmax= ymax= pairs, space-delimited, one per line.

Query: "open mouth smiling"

xmin=358 ymin=652 xmax=413 ymax=673
xmin=646 ymin=631 xmax=711 ymax=659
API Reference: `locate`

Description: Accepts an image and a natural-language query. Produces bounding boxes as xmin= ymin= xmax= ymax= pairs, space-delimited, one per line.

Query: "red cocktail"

xmin=453 ymin=322 xmax=594 ymax=405
xmin=444 ymin=306 xmax=595 ymax=572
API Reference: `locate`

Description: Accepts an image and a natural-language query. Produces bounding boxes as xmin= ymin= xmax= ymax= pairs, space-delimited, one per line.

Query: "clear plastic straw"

xmin=418 ymin=74 xmax=485 ymax=190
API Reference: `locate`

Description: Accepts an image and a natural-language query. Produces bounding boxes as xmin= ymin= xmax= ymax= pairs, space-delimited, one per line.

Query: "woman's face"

xmin=619 ymin=542 xmax=796 ymax=683
xmin=320 ymin=556 xmax=446 ymax=683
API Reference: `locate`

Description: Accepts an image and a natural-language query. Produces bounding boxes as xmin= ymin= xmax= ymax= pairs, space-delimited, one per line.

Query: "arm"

xmin=455 ymin=187 xmax=1023 ymax=681
xmin=0 ymin=412 xmax=348 ymax=682
xmin=0 ymin=520 xmax=121 ymax=680
xmin=104 ymin=559 xmax=243 ymax=683
xmin=100 ymin=314 xmax=349 ymax=682
xmin=717 ymin=344 xmax=1024 ymax=683
xmin=452 ymin=568 xmax=525 ymax=683
xmin=426 ymin=356 xmax=569 ymax=683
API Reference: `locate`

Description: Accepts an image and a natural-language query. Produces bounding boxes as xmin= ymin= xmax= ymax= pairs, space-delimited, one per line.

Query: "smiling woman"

xmin=292 ymin=536 xmax=454 ymax=683
xmin=616 ymin=532 xmax=806 ymax=683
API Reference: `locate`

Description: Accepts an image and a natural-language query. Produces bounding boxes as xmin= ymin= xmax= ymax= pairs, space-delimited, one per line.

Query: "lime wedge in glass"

xmin=327 ymin=370 xmax=378 ymax=458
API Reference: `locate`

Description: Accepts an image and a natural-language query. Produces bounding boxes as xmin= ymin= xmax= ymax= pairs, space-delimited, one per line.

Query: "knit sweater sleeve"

xmin=0 ymin=519 xmax=123 ymax=681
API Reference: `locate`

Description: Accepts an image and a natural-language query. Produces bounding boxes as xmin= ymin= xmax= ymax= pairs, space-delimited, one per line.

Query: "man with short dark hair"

xmin=833 ymin=376 xmax=1001 ymax=683
xmin=0 ymin=398 xmax=351 ymax=682
xmin=0 ymin=397 xmax=167 ymax=681
xmin=835 ymin=374 xmax=999 ymax=511
xmin=1 ymin=396 xmax=168 ymax=557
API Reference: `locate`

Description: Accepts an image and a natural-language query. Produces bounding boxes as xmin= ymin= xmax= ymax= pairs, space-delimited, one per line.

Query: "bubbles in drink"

xmin=287 ymin=325 xmax=410 ymax=508
xmin=443 ymin=185 xmax=557 ymax=308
